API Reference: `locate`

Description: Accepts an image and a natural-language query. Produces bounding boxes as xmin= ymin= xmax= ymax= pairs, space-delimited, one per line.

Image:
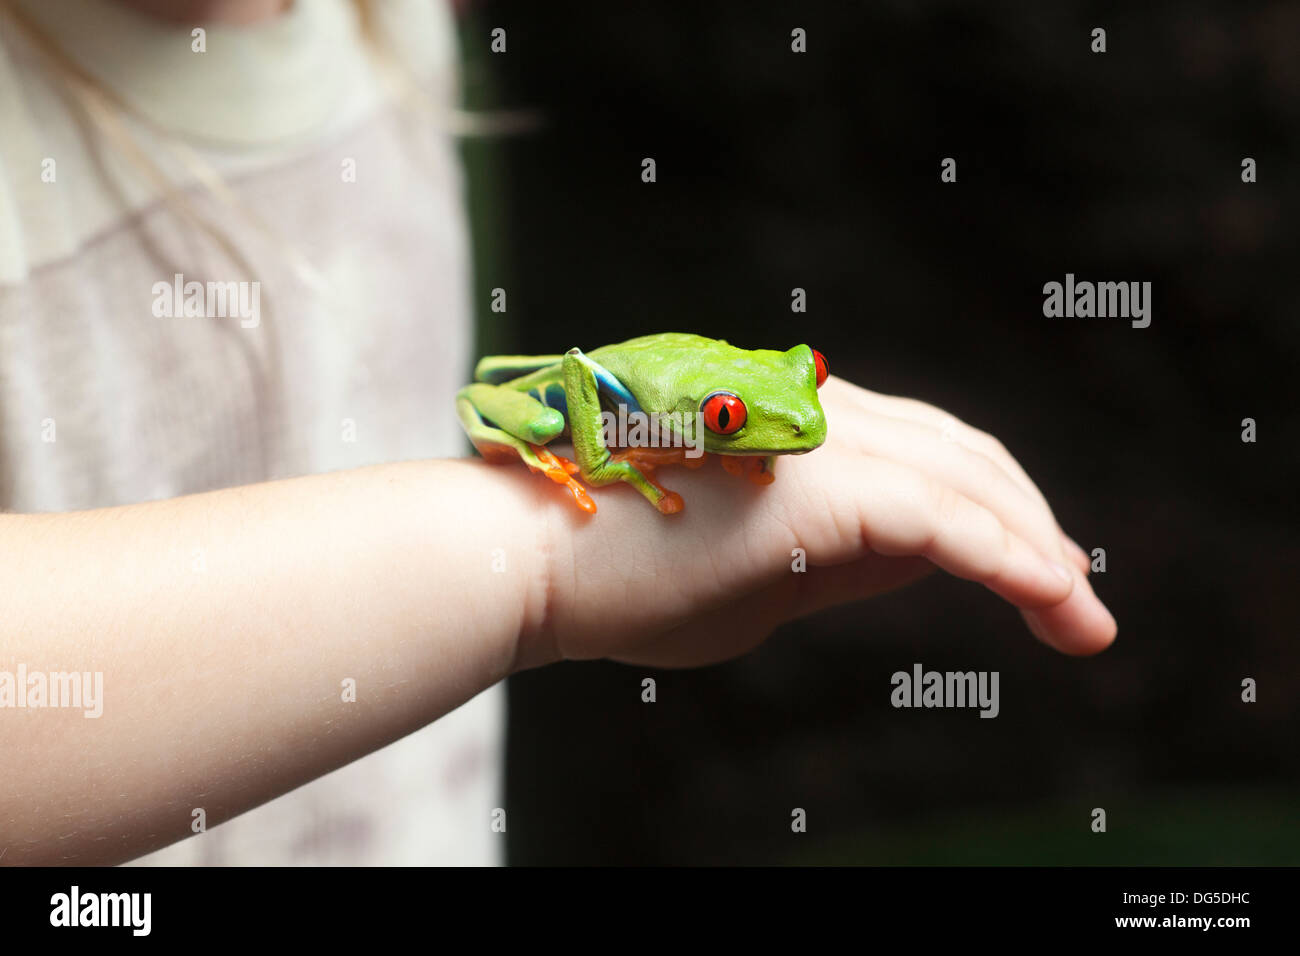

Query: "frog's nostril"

xmin=792 ymin=424 xmax=802 ymax=435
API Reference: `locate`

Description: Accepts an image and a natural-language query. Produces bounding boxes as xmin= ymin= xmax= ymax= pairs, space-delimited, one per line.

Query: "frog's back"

xmin=590 ymin=333 xmax=722 ymax=360
xmin=590 ymin=333 xmax=734 ymax=381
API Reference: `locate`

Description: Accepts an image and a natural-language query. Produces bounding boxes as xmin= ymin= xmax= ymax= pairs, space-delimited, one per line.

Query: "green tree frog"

xmin=456 ymin=332 xmax=829 ymax=514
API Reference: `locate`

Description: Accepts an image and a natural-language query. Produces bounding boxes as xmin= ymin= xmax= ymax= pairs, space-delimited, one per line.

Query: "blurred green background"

xmin=454 ymin=0 xmax=1298 ymax=864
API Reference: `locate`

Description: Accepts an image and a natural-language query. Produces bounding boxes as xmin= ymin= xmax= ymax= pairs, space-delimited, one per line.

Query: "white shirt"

xmin=0 ymin=0 xmax=503 ymax=865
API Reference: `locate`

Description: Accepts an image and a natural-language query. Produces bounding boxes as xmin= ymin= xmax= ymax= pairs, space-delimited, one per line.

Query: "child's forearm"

xmin=0 ymin=459 xmax=545 ymax=865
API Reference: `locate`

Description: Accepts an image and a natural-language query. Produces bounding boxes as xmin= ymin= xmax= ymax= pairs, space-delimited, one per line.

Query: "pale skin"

xmin=0 ymin=377 xmax=1114 ymax=865
xmin=0 ymin=0 xmax=1115 ymax=866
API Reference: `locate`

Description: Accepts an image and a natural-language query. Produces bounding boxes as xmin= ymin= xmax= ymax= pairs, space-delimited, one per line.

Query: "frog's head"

xmin=689 ymin=344 xmax=829 ymax=455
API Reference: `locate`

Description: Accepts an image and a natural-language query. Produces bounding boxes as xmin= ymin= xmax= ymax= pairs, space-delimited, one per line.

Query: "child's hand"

xmin=515 ymin=376 xmax=1116 ymax=670
xmin=0 ymin=378 xmax=1113 ymax=862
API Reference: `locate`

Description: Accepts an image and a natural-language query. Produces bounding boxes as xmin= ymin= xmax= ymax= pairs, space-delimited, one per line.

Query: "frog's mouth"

xmin=720 ymin=443 xmax=822 ymax=456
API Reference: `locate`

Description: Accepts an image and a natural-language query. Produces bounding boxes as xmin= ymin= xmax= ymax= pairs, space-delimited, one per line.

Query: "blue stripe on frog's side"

xmin=525 ymin=356 xmax=641 ymax=425
xmin=590 ymin=364 xmax=642 ymax=415
xmin=570 ymin=352 xmax=644 ymax=417
xmin=544 ymin=382 xmax=569 ymax=418
xmin=528 ymin=382 xmax=570 ymax=419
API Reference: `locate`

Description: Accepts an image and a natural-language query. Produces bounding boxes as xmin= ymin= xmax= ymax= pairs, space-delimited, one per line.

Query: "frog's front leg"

xmin=456 ymin=383 xmax=596 ymax=513
xmin=562 ymin=349 xmax=685 ymax=514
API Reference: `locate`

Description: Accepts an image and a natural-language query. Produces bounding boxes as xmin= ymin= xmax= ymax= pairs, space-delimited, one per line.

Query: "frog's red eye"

xmin=700 ymin=391 xmax=746 ymax=435
xmin=812 ymin=349 xmax=829 ymax=389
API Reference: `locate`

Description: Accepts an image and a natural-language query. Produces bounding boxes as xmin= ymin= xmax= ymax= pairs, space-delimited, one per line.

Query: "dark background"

xmin=455 ymin=0 xmax=1298 ymax=864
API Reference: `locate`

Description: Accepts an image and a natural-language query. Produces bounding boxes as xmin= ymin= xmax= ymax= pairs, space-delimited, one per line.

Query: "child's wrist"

xmin=433 ymin=458 xmax=563 ymax=676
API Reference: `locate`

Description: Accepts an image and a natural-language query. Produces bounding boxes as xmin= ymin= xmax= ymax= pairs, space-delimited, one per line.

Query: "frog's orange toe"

xmin=530 ymin=444 xmax=577 ymax=474
xmin=528 ymin=443 xmax=596 ymax=515
xmin=568 ymin=483 xmax=598 ymax=514
xmin=547 ymin=471 xmax=596 ymax=514
xmin=656 ymin=491 xmax=684 ymax=515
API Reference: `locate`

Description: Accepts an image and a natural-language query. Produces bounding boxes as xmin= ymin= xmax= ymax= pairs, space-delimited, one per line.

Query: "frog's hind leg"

xmin=456 ymin=385 xmax=595 ymax=514
xmin=474 ymin=354 xmax=566 ymax=385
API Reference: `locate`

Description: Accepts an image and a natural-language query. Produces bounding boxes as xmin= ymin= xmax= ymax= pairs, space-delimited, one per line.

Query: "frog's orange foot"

xmin=610 ymin=448 xmax=688 ymax=515
xmin=560 ymin=482 xmax=597 ymax=514
xmin=528 ymin=444 xmax=578 ymax=477
xmin=528 ymin=444 xmax=597 ymax=514
xmin=532 ymin=446 xmax=580 ymax=476
xmin=720 ymin=454 xmax=776 ymax=486
xmin=656 ymin=491 xmax=685 ymax=515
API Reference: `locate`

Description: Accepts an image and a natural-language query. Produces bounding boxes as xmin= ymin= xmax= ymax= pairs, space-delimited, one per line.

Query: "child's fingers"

xmin=842 ymin=457 xmax=1074 ymax=610
xmin=824 ymin=377 xmax=1079 ymax=549
xmin=1062 ymin=533 xmax=1092 ymax=574
xmin=831 ymin=402 xmax=1072 ymax=572
xmin=826 ymin=378 xmax=1049 ymax=506
xmin=1021 ymin=568 xmax=1117 ymax=656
